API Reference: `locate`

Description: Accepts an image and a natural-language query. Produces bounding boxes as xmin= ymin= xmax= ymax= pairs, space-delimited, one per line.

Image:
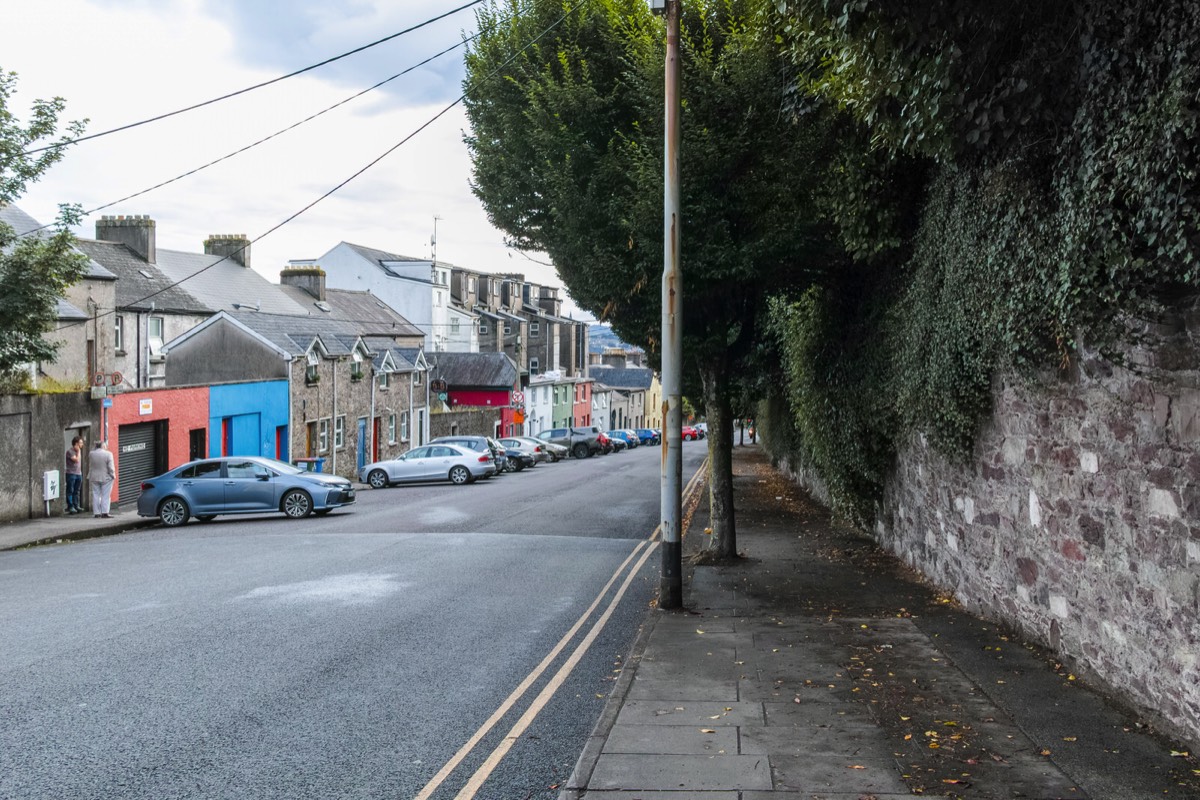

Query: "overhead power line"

xmin=22 ymin=0 xmax=486 ymax=156
xmin=60 ymin=0 xmax=592 ymax=329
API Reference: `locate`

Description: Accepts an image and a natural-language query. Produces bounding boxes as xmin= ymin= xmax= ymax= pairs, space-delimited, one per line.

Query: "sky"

xmin=0 ymin=0 xmax=595 ymax=320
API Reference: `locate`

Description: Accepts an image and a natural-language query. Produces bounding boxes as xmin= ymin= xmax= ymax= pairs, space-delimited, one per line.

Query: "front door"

xmin=356 ymin=417 xmax=367 ymax=471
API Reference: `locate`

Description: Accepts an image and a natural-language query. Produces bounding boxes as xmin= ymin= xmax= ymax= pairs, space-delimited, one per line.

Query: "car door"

xmin=429 ymin=446 xmax=459 ymax=480
xmin=223 ymin=459 xmax=277 ymax=511
xmin=391 ymin=446 xmax=433 ymax=483
xmin=176 ymin=460 xmax=225 ymax=513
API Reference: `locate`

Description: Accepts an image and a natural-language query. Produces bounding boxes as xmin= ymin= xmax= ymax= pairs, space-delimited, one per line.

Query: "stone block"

xmin=1081 ymin=450 xmax=1099 ymax=473
xmin=1148 ymin=487 xmax=1181 ymax=519
xmin=1170 ymin=389 xmax=1200 ymax=443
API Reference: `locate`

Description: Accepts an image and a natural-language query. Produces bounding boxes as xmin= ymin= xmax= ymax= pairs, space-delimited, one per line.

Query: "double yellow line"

xmin=416 ymin=457 xmax=710 ymax=800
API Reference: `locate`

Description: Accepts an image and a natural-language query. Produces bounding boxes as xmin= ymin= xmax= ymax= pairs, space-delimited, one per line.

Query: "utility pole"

xmin=653 ymin=0 xmax=683 ymax=609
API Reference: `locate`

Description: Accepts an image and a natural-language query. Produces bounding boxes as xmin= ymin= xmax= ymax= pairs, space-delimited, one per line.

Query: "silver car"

xmin=359 ymin=443 xmax=495 ymax=488
xmin=513 ymin=435 xmax=566 ymax=462
xmin=136 ymin=456 xmax=356 ymax=526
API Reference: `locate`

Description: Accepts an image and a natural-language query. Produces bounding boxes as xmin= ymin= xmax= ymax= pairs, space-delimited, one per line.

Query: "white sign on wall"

xmin=138 ymin=398 xmax=153 ymax=416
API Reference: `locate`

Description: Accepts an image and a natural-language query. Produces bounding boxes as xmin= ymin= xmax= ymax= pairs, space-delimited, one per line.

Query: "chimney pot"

xmin=95 ymin=214 xmax=156 ymax=263
xmin=204 ymin=234 xmax=252 ymax=269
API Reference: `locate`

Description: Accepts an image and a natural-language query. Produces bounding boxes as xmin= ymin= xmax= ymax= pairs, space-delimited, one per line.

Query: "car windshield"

xmin=256 ymin=458 xmax=304 ymax=475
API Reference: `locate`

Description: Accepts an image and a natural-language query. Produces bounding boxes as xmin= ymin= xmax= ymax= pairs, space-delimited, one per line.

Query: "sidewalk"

xmin=563 ymin=445 xmax=1200 ymax=799
xmin=0 ymin=504 xmax=155 ymax=551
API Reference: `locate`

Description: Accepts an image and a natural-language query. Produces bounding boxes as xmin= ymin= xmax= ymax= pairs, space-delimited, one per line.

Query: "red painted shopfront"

xmin=105 ymin=386 xmax=209 ymax=505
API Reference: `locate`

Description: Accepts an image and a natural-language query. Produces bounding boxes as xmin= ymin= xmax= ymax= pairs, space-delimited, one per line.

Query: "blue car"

xmin=607 ymin=429 xmax=639 ymax=448
xmin=635 ymin=428 xmax=660 ymax=445
xmin=137 ymin=456 xmax=356 ymax=526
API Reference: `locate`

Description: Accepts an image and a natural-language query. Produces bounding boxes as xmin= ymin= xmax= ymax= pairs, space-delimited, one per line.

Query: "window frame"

xmin=147 ymin=316 xmax=165 ymax=356
xmin=400 ymin=411 xmax=409 ymax=441
xmin=114 ymin=315 xmax=124 ymax=353
xmin=334 ymin=415 xmax=345 ymax=449
xmin=318 ymin=418 xmax=330 ymax=453
xmin=530 ymin=321 xmax=540 ymax=336
xmin=388 ymin=413 xmax=397 ymax=443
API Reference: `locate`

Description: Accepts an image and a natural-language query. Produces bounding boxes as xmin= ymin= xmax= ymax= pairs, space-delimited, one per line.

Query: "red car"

xmin=681 ymin=426 xmax=701 ymax=441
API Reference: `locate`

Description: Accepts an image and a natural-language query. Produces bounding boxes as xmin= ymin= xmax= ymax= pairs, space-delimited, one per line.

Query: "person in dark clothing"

xmin=64 ymin=436 xmax=84 ymax=514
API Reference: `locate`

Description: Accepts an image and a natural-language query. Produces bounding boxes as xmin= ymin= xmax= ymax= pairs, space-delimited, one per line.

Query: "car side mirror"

xmin=256 ymin=473 xmax=271 ymax=481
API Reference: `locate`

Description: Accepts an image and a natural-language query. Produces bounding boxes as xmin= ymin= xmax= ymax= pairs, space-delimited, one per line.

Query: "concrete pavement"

xmin=0 ymin=503 xmax=155 ymax=551
xmin=563 ymin=445 xmax=1200 ymax=800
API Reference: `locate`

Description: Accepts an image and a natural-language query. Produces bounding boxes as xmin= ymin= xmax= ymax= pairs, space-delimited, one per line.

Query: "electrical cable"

xmin=22 ymin=0 xmax=485 ymax=156
xmin=57 ymin=0 xmax=592 ymax=330
xmin=18 ymin=33 xmax=479 ymax=239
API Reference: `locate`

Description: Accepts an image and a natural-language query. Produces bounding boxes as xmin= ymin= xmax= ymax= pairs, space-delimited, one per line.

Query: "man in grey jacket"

xmin=87 ymin=441 xmax=116 ymax=518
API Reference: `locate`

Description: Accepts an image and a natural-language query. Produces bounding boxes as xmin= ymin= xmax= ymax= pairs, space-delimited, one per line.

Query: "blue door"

xmin=356 ymin=417 xmax=368 ymax=471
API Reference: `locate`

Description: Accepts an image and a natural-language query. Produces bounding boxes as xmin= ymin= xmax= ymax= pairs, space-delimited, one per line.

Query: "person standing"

xmin=88 ymin=440 xmax=116 ymax=518
xmin=64 ymin=436 xmax=84 ymax=514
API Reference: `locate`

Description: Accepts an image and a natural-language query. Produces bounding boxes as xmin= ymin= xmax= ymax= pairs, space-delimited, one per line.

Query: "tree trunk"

xmin=700 ymin=360 xmax=737 ymax=559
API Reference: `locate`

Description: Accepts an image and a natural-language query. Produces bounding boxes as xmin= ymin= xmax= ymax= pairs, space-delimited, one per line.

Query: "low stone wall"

xmin=430 ymin=407 xmax=500 ymax=439
xmin=874 ymin=308 xmax=1200 ymax=746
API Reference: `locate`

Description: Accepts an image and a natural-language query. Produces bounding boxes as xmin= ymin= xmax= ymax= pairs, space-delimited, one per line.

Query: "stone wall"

xmin=430 ymin=407 xmax=500 ymax=439
xmin=873 ymin=304 xmax=1200 ymax=746
xmin=0 ymin=392 xmax=98 ymax=521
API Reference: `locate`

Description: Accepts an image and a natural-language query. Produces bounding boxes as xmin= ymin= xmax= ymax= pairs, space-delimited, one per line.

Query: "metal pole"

xmin=660 ymin=0 xmax=683 ymax=609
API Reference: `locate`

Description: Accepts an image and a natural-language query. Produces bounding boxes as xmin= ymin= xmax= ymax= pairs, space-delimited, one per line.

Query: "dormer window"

xmin=530 ymin=321 xmax=540 ymax=337
xmin=148 ymin=316 xmax=165 ymax=359
xmin=379 ymin=370 xmax=390 ymax=390
xmin=306 ymin=350 xmax=319 ymax=384
xmin=350 ymin=350 xmax=364 ymax=381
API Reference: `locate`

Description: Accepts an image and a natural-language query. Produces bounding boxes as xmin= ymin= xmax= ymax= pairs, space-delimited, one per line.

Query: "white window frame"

xmin=350 ymin=350 xmax=364 ymax=380
xmin=530 ymin=321 xmax=540 ymax=336
xmin=451 ymin=317 xmax=460 ymax=335
xmin=148 ymin=316 xmax=165 ymax=356
xmin=114 ymin=315 xmax=124 ymax=352
xmin=400 ymin=411 xmax=409 ymax=441
xmin=306 ymin=349 xmax=319 ymax=383
xmin=479 ymin=322 xmax=489 ymax=335
xmin=318 ymin=418 xmax=330 ymax=452
xmin=504 ymin=322 xmax=512 ymax=335
xmin=388 ymin=414 xmax=396 ymax=443
xmin=414 ymin=370 xmax=422 ymax=386
xmin=335 ymin=415 xmax=345 ymax=449
xmin=530 ymin=357 xmax=539 ymax=375
xmin=379 ymin=370 xmax=389 ymax=390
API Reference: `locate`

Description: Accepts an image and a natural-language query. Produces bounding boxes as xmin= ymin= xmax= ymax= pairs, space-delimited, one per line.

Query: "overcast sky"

xmin=1 ymin=0 xmax=595 ymax=319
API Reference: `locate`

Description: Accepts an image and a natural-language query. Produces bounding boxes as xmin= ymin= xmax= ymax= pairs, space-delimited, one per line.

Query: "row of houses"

xmin=3 ymin=204 xmax=659 ymax=520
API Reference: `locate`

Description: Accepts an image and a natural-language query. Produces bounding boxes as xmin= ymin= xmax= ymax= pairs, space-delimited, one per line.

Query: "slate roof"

xmin=76 ymin=239 xmax=210 ymax=313
xmin=0 ymin=204 xmax=116 ymax=280
xmin=277 ymin=285 xmax=425 ymax=338
xmin=429 ymin=351 xmax=517 ymax=389
xmin=228 ymin=310 xmax=365 ymax=358
xmin=154 ymin=248 xmax=309 ymax=316
xmin=56 ymin=298 xmax=88 ymax=321
xmin=343 ymin=242 xmax=431 ymax=281
xmin=364 ymin=336 xmax=418 ymax=373
xmin=588 ymin=365 xmax=653 ymax=390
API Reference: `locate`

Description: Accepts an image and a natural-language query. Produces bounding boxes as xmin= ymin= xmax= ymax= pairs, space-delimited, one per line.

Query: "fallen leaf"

xmin=700 ymin=729 xmax=716 ymax=734
xmin=848 ymin=765 xmax=866 ymax=770
xmin=1172 ymin=750 xmax=1190 ymax=757
xmin=696 ymin=630 xmax=705 ymax=635
xmin=1040 ymin=749 xmax=1052 ymax=756
xmin=1063 ymin=737 xmax=1077 ymax=742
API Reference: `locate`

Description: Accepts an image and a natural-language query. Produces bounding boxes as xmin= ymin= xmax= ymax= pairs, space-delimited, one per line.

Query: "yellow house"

xmin=645 ymin=372 xmax=663 ymax=428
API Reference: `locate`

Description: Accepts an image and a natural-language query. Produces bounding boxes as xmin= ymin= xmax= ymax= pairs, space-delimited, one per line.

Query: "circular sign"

xmin=512 ymin=391 xmax=525 ymax=404
xmin=92 ymin=372 xmax=106 ymax=386
xmin=438 ymin=392 xmax=448 ymax=402
xmin=110 ymin=371 xmax=123 ymax=386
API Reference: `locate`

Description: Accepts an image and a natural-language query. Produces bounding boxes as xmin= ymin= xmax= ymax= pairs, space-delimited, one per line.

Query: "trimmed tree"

xmin=464 ymin=0 xmax=837 ymax=558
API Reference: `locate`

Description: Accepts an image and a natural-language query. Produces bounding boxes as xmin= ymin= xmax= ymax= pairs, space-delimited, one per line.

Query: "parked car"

xmin=497 ymin=437 xmax=538 ymax=470
xmin=537 ymin=426 xmax=603 ymax=459
xmin=516 ymin=435 xmax=565 ymax=462
xmin=360 ymin=443 xmax=495 ymax=488
xmin=603 ymin=432 xmax=627 ymax=452
xmin=695 ymin=422 xmax=708 ymax=437
xmin=682 ymin=425 xmax=702 ymax=441
xmin=432 ymin=435 xmax=508 ymax=474
xmin=607 ymin=429 xmax=638 ymax=449
xmin=137 ymin=456 xmax=356 ymax=526
xmin=634 ymin=428 xmax=660 ymax=445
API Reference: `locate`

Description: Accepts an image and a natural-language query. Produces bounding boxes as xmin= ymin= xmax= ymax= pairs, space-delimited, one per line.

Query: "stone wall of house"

xmin=430 ymin=407 xmax=500 ymax=439
xmin=870 ymin=304 xmax=1200 ymax=746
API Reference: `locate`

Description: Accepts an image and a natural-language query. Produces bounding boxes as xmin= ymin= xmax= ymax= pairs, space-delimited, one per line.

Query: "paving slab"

xmin=625 ymin=674 xmax=739 ymax=702
xmin=614 ymin=700 xmax=765 ymax=727
xmin=769 ymin=754 xmax=910 ymax=794
xmin=587 ymin=754 xmax=772 ymax=791
xmin=602 ymin=724 xmax=739 ymax=755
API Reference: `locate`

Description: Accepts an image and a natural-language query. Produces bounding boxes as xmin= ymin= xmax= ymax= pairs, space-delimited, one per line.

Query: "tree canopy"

xmin=0 ymin=70 xmax=87 ymax=386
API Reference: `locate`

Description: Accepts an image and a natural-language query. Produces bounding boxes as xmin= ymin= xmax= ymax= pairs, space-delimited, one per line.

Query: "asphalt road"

xmin=0 ymin=442 xmax=709 ymax=800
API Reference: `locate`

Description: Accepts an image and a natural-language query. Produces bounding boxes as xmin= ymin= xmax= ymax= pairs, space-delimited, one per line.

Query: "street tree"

xmin=464 ymin=0 xmax=837 ymax=558
xmin=0 ymin=70 xmax=88 ymax=386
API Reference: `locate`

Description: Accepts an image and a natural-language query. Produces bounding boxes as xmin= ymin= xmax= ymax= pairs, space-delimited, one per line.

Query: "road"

xmin=0 ymin=442 xmax=708 ymax=800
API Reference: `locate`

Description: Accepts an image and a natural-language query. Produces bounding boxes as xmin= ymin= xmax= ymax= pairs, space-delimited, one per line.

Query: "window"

xmin=179 ymin=461 xmax=222 ymax=479
xmin=530 ymin=321 xmax=540 ymax=337
xmin=306 ymin=350 xmax=319 ymax=384
xmin=530 ymin=357 xmax=539 ymax=375
xmin=469 ymin=277 xmax=476 ymax=292
xmin=400 ymin=411 xmax=409 ymax=441
xmin=114 ymin=316 xmax=124 ymax=352
xmin=479 ymin=322 xmax=489 ymax=335
xmin=148 ymin=316 xmax=165 ymax=356
xmin=417 ymin=409 xmax=425 ymax=445
xmin=414 ymin=370 xmax=422 ymax=386
xmin=504 ymin=322 xmax=512 ymax=335
xmin=318 ymin=418 xmax=329 ymax=452
xmin=335 ymin=415 xmax=345 ymax=449
xmin=227 ymin=460 xmax=271 ymax=480
xmin=451 ymin=317 xmax=460 ymax=335
xmin=379 ymin=370 xmax=389 ymax=390
xmin=388 ymin=414 xmax=396 ymax=443
xmin=350 ymin=351 xmax=364 ymax=381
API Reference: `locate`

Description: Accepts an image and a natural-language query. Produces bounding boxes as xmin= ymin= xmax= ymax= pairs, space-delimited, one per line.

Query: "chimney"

xmin=280 ymin=265 xmax=327 ymax=302
xmin=602 ymin=347 xmax=628 ymax=368
xmin=204 ymin=234 xmax=251 ymax=268
xmin=96 ymin=215 xmax=156 ymax=263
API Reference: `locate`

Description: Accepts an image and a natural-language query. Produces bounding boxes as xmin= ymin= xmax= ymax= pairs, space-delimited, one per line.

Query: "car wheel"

xmin=195 ymin=514 xmax=217 ymax=523
xmin=572 ymin=443 xmax=589 ymax=459
xmin=449 ymin=465 xmax=470 ymax=485
xmin=282 ymin=489 xmax=313 ymax=518
xmin=514 ymin=460 xmax=526 ymax=472
xmin=368 ymin=469 xmax=388 ymax=489
xmin=158 ymin=497 xmax=190 ymax=527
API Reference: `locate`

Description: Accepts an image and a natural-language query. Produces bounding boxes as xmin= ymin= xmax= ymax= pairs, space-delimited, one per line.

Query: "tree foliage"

xmin=464 ymin=0 xmax=839 ymax=555
xmin=0 ymin=70 xmax=88 ymax=383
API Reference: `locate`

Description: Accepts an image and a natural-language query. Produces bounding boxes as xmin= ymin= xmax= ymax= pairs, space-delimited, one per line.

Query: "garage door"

xmin=117 ymin=422 xmax=161 ymax=503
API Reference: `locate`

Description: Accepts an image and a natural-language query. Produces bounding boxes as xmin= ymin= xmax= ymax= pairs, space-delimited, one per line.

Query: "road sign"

xmin=512 ymin=391 xmax=525 ymax=404
xmin=102 ymin=397 xmax=113 ymax=408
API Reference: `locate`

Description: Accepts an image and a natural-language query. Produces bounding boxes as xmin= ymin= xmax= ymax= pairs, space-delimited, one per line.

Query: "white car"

xmin=359 ymin=443 xmax=496 ymax=488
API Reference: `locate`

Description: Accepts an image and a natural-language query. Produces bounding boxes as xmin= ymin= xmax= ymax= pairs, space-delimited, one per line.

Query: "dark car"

xmin=137 ymin=456 xmax=355 ymax=526
xmin=497 ymin=437 xmax=539 ymax=470
xmin=537 ymin=427 xmax=603 ymax=459
xmin=432 ymin=435 xmax=508 ymax=474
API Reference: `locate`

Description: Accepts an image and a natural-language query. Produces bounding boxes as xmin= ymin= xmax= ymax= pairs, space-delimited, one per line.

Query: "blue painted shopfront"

xmin=208 ymin=381 xmax=289 ymax=460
